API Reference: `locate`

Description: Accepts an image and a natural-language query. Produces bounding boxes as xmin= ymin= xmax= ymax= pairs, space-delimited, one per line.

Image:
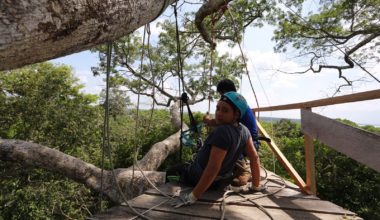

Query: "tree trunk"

xmin=0 ymin=0 xmax=175 ymax=71
xmin=0 ymin=128 xmax=181 ymax=204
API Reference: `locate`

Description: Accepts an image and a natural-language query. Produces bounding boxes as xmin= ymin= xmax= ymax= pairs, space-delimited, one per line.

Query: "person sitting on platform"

xmin=203 ymin=79 xmax=260 ymax=187
xmin=203 ymin=79 xmax=260 ymax=150
xmin=169 ymin=91 xmax=264 ymax=208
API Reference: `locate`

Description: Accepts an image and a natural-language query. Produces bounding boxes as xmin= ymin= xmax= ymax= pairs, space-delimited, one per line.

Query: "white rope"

xmin=219 ymin=167 xmax=286 ymax=220
xmin=100 ymin=42 xmax=153 ymax=220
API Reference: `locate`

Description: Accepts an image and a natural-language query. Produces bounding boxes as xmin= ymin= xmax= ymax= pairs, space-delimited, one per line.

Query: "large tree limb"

xmin=195 ymin=0 xmax=232 ymax=48
xmin=0 ymin=0 xmax=175 ymax=71
xmin=0 ymin=126 xmax=183 ymax=204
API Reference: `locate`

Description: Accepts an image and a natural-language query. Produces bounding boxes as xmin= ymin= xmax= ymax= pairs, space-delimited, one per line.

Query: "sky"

xmin=52 ymin=4 xmax=380 ymax=127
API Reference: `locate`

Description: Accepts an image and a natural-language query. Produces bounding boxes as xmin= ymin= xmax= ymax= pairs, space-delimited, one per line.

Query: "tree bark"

xmin=0 ymin=128 xmax=181 ymax=204
xmin=0 ymin=0 xmax=175 ymax=71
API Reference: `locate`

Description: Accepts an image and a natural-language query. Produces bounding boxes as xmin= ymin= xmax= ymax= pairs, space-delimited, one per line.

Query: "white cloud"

xmin=222 ymin=45 xmax=380 ymax=126
xmin=149 ymin=19 xmax=164 ymax=37
xmin=74 ymin=70 xmax=104 ymax=95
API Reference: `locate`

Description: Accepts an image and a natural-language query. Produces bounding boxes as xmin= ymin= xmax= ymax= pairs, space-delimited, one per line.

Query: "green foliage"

xmin=99 ymin=87 xmax=132 ymax=120
xmin=272 ymin=0 xmax=380 ymax=79
xmin=315 ymin=142 xmax=380 ymax=220
xmin=0 ymin=63 xmax=103 ymax=219
xmin=91 ymin=14 xmax=252 ymax=106
xmin=0 ymin=63 xmax=102 ymax=158
xmin=0 ymin=62 xmax=187 ymax=219
xmin=260 ymin=119 xmax=380 ymax=219
xmin=272 ymin=119 xmax=302 ymax=138
xmin=259 ymin=119 xmax=305 ymax=181
xmin=0 ymin=165 xmax=99 ymax=220
xmin=111 ymin=109 xmax=176 ymax=169
xmin=337 ymin=118 xmax=380 ymax=135
xmin=111 ymin=109 xmax=206 ymax=171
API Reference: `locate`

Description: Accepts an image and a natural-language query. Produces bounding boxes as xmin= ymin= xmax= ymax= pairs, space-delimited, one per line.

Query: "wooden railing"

xmin=254 ymin=89 xmax=380 ymax=195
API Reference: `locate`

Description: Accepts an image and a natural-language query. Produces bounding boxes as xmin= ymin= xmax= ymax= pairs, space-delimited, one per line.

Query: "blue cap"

xmin=220 ymin=91 xmax=248 ymax=119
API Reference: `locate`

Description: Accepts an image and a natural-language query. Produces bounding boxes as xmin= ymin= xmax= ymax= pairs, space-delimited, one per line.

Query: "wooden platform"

xmin=90 ymin=169 xmax=361 ymax=220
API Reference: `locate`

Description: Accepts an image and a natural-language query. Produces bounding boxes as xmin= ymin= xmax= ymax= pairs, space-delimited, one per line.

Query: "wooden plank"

xmin=91 ymin=203 xmax=361 ymax=220
xmin=132 ymin=187 xmax=355 ymax=216
xmin=91 ymin=180 xmax=360 ymax=220
xmin=221 ymin=204 xmax=361 ymax=220
xmin=224 ymin=195 xmax=355 ymax=215
xmin=256 ymin=121 xmax=311 ymax=194
xmin=304 ymin=132 xmax=317 ymax=195
xmin=303 ymin=108 xmax=317 ymax=195
xmin=89 ymin=205 xmax=214 ymax=220
xmin=146 ymin=171 xmax=319 ymax=200
xmin=301 ymin=110 xmax=380 ymax=172
xmin=121 ymin=191 xmax=355 ymax=216
xmin=255 ymin=89 xmax=380 ymax=112
xmin=126 ymin=194 xmax=224 ymax=219
xmin=145 ymin=182 xmax=315 ymax=201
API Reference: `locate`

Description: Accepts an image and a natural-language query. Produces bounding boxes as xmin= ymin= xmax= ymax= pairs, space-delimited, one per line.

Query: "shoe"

xmin=231 ymin=159 xmax=251 ymax=186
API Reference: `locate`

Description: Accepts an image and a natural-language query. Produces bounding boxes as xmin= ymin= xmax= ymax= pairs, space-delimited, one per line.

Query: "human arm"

xmin=245 ymin=137 xmax=260 ymax=188
xmin=203 ymin=112 xmax=217 ymax=127
xmin=241 ymin=108 xmax=259 ymax=141
xmin=192 ymin=145 xmax=227 ymax=199
xmin=173 ymin=146 xmax=226 ymax=208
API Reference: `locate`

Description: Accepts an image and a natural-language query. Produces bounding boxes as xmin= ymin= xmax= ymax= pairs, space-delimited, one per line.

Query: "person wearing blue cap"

xmin=170 ymin=91 xmax=264 ymax=208
xmin=203 ymin=79 xmax=259 ymax=187
xmin=204 ymin=79 xmax=259 ymax=149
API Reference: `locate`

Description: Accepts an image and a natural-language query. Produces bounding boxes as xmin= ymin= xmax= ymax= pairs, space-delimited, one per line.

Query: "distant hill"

xmin=257 ymin=116 xmax=380 ymax=128
xmin=258 ymin=116 xmax=301 ymax=124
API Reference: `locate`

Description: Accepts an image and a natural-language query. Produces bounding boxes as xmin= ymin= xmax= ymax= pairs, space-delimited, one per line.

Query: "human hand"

xmin=172 ymin=192 xmax=197 ymax=208
xmin=203 ymin=112 xmax=211 ymax=124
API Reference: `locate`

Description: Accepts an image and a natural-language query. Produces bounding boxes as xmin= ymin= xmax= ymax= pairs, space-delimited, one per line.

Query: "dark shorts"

xmin=166 ymin=162 xmax=201 ymax=186
xmin=166 ymin=162 xmax=233 ymax=189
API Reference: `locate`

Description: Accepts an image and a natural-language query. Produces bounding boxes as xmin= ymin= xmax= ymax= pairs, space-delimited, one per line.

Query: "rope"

xmin=146 ymin=24 xmax=156 ymax=131
xmin=174 ymin=2 xmax=186 ymax=162
xmin=220 ymin=190 xmax=274 ymax=220
xmin=130 ymin=24 xmax=147 ymax=196
xmin=208 ymin=14 xmax=216 ymax=114
xmin=224 ymin=7 xmax=261 ymax=116
xmin=173 ymin=3 xmax=185 ymax=93
xmin=98 ymin=42 xmax=153 ymax=220
xmin=99 ymin=41 xmax=113 ymax=211
xmin=208 ymin=49 xmax=213 ymax=114
xmin=123 ymin=22 xmax=184 ymax=218
xmin=219 ymin=167 xmax=285 ymax=220
xmin=127 ymin=197 xmax=174 ymax=220
xmin=103 ymin=8 xmax=196 ymax=218
xmin=115 ymin=23 xmax=182 ymax=219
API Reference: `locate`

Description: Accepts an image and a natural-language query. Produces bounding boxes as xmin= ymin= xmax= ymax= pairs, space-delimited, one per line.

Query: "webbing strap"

xmin=181 ymin=93 xmax=199 ymax=133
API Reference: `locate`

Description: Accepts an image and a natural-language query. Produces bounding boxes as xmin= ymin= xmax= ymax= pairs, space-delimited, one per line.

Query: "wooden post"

xmin=302 ymin=108 xmax=316 ymax=195
xmin=257 ymin=121 xmax=312 ymax=195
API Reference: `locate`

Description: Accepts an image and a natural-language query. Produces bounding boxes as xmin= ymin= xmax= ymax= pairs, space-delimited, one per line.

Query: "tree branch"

xmin=0 ymin=0 xmax=176 ymax=71
xmin=194 ymin=0 xmax=232 ymax=48
xmin=0 ymin=130 xmax=184 ymax=204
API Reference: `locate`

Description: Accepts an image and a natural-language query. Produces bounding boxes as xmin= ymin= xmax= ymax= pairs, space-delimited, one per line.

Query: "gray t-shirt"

xmin=192 ymin=124 xmax=251 ymax=179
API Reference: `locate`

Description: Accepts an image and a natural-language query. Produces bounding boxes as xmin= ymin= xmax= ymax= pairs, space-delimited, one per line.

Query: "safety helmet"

xmin=220 ymin=91 xmax=248 ymax=119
